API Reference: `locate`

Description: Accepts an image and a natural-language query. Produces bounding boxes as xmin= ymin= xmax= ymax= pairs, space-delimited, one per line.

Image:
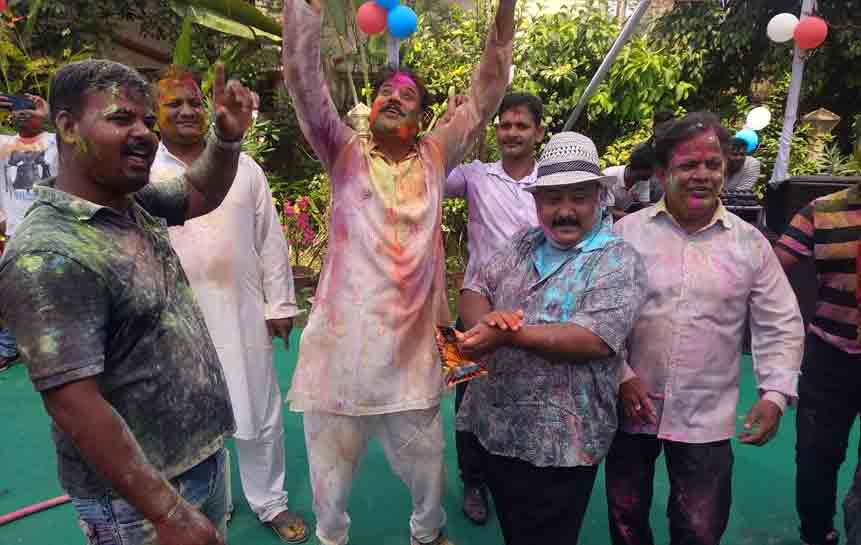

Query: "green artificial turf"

xmin=0 ymin=331 xmax=857 ymax=545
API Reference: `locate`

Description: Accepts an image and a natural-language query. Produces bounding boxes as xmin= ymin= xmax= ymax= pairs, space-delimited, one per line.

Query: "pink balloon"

xmin=357 ymin=2 xmax=387 ymax=35
xmin=794 ymin=16 xmax=828 ymax=50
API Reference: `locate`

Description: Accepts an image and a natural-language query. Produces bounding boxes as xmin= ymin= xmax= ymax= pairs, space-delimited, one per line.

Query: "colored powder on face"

xmin=369 ymin=97 xmax=419 ymax=144
xmin=157 ymin=76 xmax=208 ymax=139
xmin=17 ymin=254 xmax=44 ymax=273
xmin=387 ymin=72 xmax=418 ymax=92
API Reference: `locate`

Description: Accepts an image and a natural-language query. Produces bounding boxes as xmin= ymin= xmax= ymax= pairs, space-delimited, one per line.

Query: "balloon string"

xmin=387 ymin=35 xmax=400 ymax=70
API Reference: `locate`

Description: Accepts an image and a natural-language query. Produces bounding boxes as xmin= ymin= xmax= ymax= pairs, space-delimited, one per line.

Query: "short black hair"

xmin=372 ymin=65 xmax=431 ymax=111
xmin=50 ymin=59 xmax=151 ymax=125
xmin=654 ymin=111 xmax=731 ymax=168
xmin=653 ymin=111 xmax=675 ymax=140
xmin=729 ymin=137 xmax=747 ymax=153
xmin=629 ymin=142 xmax=655 ymax=171
xmin=653 ymin=110 xmax=675 ymax=125
xmin=498 ymin=93 xmax=543 ymax=125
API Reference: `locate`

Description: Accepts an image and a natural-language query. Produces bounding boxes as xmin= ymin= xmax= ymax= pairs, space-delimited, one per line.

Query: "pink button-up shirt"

xmin=444 ymin=160 xmax=538 ymax=290
xmin=613 ymin=201 xmax=804 ymax=443
xmin=282 ymin=1 xmax=512 ymax=415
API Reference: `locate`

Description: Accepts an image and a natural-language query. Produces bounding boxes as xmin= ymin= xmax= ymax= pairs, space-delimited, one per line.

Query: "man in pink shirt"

xmin=282 ymin=0 xmax=515 ymax=543
xmin=443 ymin=92 xmax=543 ymax=525
xmin=607 ymin=112 xmax=804 ymax=545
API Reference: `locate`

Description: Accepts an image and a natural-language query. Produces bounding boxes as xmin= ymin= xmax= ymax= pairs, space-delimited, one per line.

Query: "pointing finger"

xmin=213 ymin=63 xmax=226 ymax=107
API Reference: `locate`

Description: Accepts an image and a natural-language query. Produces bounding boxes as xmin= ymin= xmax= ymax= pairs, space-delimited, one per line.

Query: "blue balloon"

xmin=735 ymin=129 xmax=759 ymax=154
xmin=376 ymin=0 xmax=399 ymax=11
xmin=387 ymin=5 xmax=417 ymax=39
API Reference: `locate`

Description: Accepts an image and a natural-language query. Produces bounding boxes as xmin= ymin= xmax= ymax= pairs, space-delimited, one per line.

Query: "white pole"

xmin=387 ymin=34 xmax=400 ymax=70
xmin=769 ymin=0 xmax=816 ymax=187
xmin=563 ymin=0 xmax=652 ymax=131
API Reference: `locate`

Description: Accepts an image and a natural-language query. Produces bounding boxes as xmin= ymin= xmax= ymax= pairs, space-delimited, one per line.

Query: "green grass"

xmin=0 ymin=332 xmax=858 ymax=545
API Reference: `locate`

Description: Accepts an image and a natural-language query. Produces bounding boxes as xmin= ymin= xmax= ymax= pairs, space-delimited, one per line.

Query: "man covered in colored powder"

xmin=607 ymin=112 xmax=804 ymax=545
xmin=0 ymin=93 xmax=58 ymax=371
xmin=149 ymin=66 xmax=308 ymax=543
xmin=0 ymin=59 xmax=255 ymax=545
xmin=442 ymin=92 xmax=544 ymax=525
xmin=281 ymin=0 xmax=516 ymax=542
xmin=453 ymin=131 xmax=647 ymax=545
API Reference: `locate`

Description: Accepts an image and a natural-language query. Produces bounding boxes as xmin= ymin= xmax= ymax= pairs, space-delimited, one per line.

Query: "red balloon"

xmin=794 ymin=16 xmax=828 ymax=50
xmin=356 ymin=2 xmax=387 ymax=36
xmin=0 ymin=0 xmax=6 ymax=12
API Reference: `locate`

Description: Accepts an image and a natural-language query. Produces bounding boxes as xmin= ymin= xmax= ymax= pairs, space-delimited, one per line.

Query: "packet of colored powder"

xmin=434 ymin=325 xmax=488 ymax=387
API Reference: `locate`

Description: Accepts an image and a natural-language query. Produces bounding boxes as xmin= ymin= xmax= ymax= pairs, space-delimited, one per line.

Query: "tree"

xmin=654 ymin=0 xmax=861 ymax=151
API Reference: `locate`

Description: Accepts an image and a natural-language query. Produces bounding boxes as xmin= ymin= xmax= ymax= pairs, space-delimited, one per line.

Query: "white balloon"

xmin=746 ymin=107 xmax=772 ymax=131
xmin=767 ymin=13 xmax=799 ymax=43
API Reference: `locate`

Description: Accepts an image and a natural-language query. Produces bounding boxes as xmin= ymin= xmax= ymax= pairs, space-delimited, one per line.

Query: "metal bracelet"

xmin=209 ymin=128 xmax=243 ymax=152
xmin=152 ymin=494 xmax=182 ymax=525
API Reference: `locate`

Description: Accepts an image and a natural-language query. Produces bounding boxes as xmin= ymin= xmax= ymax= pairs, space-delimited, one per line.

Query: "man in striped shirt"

xmin=776 ymin=186 xmax=861 ymax=545
xmin=723 ymin=137 xmax=761 ymax=194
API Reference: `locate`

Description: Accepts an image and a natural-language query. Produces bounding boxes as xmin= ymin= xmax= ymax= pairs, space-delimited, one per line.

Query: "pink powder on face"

xmin=386 ymin=72 xmax=418 ymax=92
xmin=669 ymin=130 xmax=723 ymax=170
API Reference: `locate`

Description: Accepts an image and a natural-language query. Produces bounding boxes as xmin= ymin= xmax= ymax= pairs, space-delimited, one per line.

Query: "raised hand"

xmin=211 ymin=63 xmax=254 ymax=142
xmin=438 ymin=94 xmax=469 ymax=128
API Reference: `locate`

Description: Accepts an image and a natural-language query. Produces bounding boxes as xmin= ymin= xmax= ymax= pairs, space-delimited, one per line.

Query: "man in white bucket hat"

xmin=453 ymin=131 xmax=647 ymax=545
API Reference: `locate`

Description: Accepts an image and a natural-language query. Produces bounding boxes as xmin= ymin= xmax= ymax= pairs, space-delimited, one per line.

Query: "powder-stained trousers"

xmin=304 ymin=407 xmax=447 ymax=545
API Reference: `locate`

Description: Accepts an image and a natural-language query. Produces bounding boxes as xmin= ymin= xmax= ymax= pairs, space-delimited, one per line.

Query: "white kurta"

xmin=150 ymin=143 xmax=297 ymax=440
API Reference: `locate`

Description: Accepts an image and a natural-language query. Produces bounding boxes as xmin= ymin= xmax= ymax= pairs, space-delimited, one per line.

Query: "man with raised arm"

xmin=282 ymin=0 xmax=516 ymax=542
xmin=0 ymin=60 xmax=254 ymax=545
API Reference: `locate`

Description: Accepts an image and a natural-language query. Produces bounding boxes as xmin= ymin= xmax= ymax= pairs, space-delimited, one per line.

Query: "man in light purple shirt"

xmin=443 ymin=92 xmax=543 ymax=525
xmin=606 ymin=112 xmax=804 ymax=545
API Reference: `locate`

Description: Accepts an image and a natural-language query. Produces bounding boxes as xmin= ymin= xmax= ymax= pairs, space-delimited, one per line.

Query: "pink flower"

xmin=297 ymin=196 xmax=311 ymax=212
xmin=283 ymin=202 xmax=296 ymax=217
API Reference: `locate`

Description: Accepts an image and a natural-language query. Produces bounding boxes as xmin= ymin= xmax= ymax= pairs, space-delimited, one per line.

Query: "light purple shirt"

xmin=445 ymin=160 xmax=538 ymax=290
xmin=613 ymin=200 xmax=804 ymax=443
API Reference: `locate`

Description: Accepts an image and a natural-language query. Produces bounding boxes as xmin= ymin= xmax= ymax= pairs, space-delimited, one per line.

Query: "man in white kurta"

xmin=149 ymin=72 xmax=307 ymax=543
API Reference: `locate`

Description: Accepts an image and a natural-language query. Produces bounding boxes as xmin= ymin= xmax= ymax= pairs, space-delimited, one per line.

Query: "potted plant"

xmin=283 ymin=196 xmax=319 ymax=290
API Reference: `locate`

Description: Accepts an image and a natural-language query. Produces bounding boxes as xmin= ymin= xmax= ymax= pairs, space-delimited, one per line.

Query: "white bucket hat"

xmin=525 ymin=131 xmax=615 ymax=193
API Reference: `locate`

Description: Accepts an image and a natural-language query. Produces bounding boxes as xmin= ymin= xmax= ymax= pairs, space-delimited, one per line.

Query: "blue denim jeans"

xmin=0 ymin=327 xmax=17 ymax=358
xmin=73 ymin=448 xmax=229 ymax=545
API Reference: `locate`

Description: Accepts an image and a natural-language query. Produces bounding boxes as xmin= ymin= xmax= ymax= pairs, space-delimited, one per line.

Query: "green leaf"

xmin=173 ymin=13 xmax=194 ymax=68
xmin=323 ymin=0 xmax=349 ymax=37
xmin=171 ymin=3 xmax=281 ymax=42
xmin=24 ymin=0 xmax=46 ymax=45
xmin=170 ymin=0 xmax=281 ymax=37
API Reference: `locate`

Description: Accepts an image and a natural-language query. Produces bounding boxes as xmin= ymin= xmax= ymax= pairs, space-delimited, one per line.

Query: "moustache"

xmin=122 ymin=139 xmax=156 ymax=157
xmin=381 ymin=102 xmax=405 ymax=116
xmin=552 ymin=216 xmax=579 ymax=228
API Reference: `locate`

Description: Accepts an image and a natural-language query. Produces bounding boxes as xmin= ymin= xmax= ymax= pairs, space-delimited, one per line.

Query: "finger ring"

xmin=634 ymin=405 xmax=641 ymax=411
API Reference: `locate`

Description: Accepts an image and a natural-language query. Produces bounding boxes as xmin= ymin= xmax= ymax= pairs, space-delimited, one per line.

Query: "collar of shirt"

xmin=486 ymin=160 xmax=537 ymax=186
xmin=527 ymin=220 xmax=615 ymax=282
xmin=648 ymin=197 xmax=734 ymax=232
xmin=33 ymin=178 xmax=141 ymax=224
xmin=368 ymin=138 xmax=420 ymax=164
xmin=156 ymin=141 xmax=189 ymax=168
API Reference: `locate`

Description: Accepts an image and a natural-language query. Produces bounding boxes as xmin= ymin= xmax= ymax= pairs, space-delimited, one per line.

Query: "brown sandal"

xmin=266 ymin=509 xmax=309 ymax=544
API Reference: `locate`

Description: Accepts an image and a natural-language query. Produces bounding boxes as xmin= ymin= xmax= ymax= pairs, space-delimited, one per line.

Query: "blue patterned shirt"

xmin=456 ymin=223 xmax=646 ymax=467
